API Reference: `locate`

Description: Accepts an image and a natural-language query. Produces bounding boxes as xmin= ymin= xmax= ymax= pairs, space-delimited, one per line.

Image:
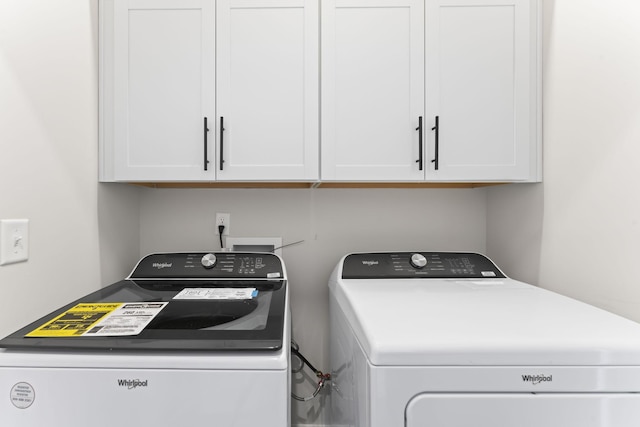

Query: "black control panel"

xmin=129 ymin=252 xmax=284 ymax=279
xmin=342 ymin=252 xmax=505 ymax=279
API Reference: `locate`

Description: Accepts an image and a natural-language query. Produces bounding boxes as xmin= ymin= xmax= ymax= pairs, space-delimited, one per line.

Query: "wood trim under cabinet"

xmin=127 ymin=182 xmax=506 ymax=189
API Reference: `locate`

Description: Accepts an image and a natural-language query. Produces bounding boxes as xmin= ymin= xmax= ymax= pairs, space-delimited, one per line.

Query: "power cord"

xmin=218 ymin=225 xmax=225 ymax=249
xmin=291 ymin=340 xmax=331 ymax=402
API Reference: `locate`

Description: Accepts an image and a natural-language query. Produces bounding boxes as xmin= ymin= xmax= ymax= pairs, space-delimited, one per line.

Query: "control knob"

xmin=201 ymin=253 xmax=217 ymax=269
xmin=410 ymin=253 xmax=427 ymax=269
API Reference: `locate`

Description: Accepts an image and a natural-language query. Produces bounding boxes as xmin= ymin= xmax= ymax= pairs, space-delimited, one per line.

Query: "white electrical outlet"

xmin=215 ymin=213 xmax=230 ymax=235
xmin=0 ymin=219 xmax=29 ymax=266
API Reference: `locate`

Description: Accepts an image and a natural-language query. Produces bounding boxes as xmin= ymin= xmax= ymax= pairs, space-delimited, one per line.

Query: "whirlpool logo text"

xmin=152 ymin=262 xmax=172 ymax=269
xmin=117 ymin=379 xmax=149 ymax=389
xmin=521 ymin=374 xmax=553 ymax=385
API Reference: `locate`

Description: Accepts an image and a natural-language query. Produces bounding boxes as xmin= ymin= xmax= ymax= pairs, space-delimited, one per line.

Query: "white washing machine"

xmin=328 ymin=252 xmax=640 ymax=427
xmin=0 ymin=252 xmax=290 ymax=427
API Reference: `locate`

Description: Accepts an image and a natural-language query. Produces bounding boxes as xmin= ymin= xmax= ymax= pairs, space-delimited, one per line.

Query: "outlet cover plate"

xmin=215 ymin=213 xmax=230 ymax=235
xmin=0 ymin=219 xmax=29 ymax=266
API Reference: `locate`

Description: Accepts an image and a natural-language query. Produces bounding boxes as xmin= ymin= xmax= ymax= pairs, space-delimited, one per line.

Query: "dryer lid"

xmin=331 ymin=252 xmax=640 ymax=366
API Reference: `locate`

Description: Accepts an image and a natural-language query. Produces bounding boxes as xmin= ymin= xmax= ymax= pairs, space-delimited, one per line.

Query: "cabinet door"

xmin=216 ymin=0 xmax=319 ymax=181
xmin=426 ymin=0 xmax=539 ymax=181
xmin=321 ymin=0 xmax=425 ymax=181
xmin=109 ymin=0 xmax=215 ymax=181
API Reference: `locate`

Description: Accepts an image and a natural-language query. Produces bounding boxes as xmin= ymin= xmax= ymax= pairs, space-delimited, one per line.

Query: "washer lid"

xmin=0 ymin=253 xmax=287 ymax=352
xmin=330 ymin=255 xmax=640 ymax=366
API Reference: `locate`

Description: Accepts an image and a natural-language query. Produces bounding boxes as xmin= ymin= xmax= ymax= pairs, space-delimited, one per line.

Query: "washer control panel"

xmin=342 ymin=252 xmax=505 ymax=279
xmin=130 ymin=252 xmax=284 ymax=279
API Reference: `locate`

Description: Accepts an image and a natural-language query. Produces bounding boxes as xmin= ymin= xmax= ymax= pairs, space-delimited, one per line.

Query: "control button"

xmin=201 ymin=253 xmax=217 ymax=269
xmin=410 ymin=253 xmax=427 ymax=269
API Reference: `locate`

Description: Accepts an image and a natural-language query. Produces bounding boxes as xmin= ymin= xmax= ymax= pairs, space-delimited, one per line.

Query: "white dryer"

xmin=328 ymin=252 xmax=640 ymax=427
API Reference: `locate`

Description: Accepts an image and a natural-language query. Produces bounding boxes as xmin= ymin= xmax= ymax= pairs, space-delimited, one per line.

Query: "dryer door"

xmin=406 ymin=393 xmax=640 ymax=426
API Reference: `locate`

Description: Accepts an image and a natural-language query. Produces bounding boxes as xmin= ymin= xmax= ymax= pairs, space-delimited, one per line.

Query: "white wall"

xmin=138 ymin=187 xmax=488 ymax=424
xmin=9 ymin=1 xmax=640 ymax=426
xmin=488 ymin=0 xmax=640 ymax=322
xmin=0 ymin=0 xmax=139 ymax=337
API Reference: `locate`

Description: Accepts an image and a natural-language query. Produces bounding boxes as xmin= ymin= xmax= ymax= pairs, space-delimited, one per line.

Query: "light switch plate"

xmin=0 ymin=219 xmax=29 ymax=266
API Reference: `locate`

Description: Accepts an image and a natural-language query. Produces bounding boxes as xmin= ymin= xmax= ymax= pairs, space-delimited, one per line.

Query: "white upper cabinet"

xmin=101 ymin=0 xmax=318 ymax=182
xmin=216 ymin=0 xmax=319 ymax=181
xmin=425 ymin=0 xmax=540 ymax=181
xmin=101 ymin=0 xmax=215 ymax=181
xmin=100 ymin=0 xmax=540 ymax=184
xmin=321 ymin=0 xmax=426 ymax=181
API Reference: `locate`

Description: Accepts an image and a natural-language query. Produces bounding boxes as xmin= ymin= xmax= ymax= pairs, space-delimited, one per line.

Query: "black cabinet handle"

xmin=431 ymin=116 xmax=439 ymax=170
xmin=415 ymin=116 xmax=423 ymax=171
xmin=220 ymin=116 xmax=225 ymax=171
xmin=204 ymin=117 xmax=210 ymax=171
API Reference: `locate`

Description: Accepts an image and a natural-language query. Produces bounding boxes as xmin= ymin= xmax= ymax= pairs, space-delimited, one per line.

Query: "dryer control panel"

xmin=342 ymin=252 xmax=505 ymax=279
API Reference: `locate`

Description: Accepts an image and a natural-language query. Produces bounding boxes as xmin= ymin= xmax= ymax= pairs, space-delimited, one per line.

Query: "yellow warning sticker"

xmin=26 ymin=303 xmax=123 ymax=337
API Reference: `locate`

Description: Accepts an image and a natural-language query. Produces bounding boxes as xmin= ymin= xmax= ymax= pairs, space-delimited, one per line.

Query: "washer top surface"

xmin=0 ymin=252 xmax=288 ymax=355
xmin=329 ymin=252 xmax=640 ymax=366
